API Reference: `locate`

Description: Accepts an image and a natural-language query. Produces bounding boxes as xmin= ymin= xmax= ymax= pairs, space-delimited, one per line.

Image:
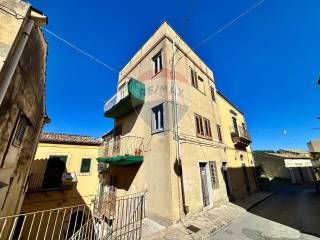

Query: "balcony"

xmin=97 ymin=136 xmax=144 ymax=166
xmin=27 ymin=172 xmax=77 ymax=192
xmin=104 ymin=78 xmax=145 ymax=118
xmin=230 ymin=125 xmax=252 ymax=149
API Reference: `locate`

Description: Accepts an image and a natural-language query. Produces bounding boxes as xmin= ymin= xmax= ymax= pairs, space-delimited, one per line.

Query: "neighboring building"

xmin=97 ymin=22 xmax=256 ymax=226
xmin=18 ymin=132 xmax=101 ymax=239
xmin=216 ymin=92 xmax=258 ymax=200
xmin=307 ymin=138 xmax=320 ymax=159
xmin=22 ymin=132 xmax=101 ymax=210
xmin=0 ymin=0 xmax=48 ymax=222
xmin=254 ymin=151 xmax=320 ymax=184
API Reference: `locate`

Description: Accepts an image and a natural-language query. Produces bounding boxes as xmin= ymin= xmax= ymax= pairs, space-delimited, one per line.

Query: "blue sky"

xmin=30 ymin=0 xmax=320 ymax=150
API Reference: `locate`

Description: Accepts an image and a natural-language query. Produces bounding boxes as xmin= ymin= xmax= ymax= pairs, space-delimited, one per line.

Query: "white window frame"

xmin=152 ymin=51 xmax=163 ymax=75
xmin=152 ymin=103 xmax=164 ymax=133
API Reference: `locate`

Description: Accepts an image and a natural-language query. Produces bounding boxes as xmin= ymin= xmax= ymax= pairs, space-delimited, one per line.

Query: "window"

xmin=152 ymin=51 xmax=163 ymax=75
xmin=190 ymin=68 xmax=198 ymax=88
xmin=209 ymin=161 xmax=219 ymax=189
xmin=152 ymin=104 xmax=164 ymax=133
xmin=12 ymin=115 xmax=29 ymax=147
xmin=197 ymin=76 xmax=205 ymax=93
xmin=80 ymin=158 xmax=91 ymax=173
xmin=210 ymin=87 xmax=216 ymax=102
xmin=232 ymin=117 xmax=238 ymax=135
xmin=195 ymin=114 xmax=212 ymax=140
xmin=217 ymin=125 xmax=223 ymax=143
xmin=204 ymin=119 xmax=212 ymax=139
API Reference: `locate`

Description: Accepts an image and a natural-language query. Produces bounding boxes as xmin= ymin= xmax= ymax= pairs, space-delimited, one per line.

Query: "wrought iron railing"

xmin=99 ymin=136 xmax=144 ymax=158
xmin=27 ymin=172 xmax=77 ymax=192
xmin=230 ymin=125 xmax=251 ymax=141
xmin=0 ymin=192 xmax=146 ymax=240
xmin=104 ymin=83 xmax=129 ymax=113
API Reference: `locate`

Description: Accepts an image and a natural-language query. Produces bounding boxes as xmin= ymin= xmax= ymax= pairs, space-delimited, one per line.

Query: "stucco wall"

xmin=22 ymin=142 xmax=100 ymax=212
xmin=253 ymin=153 xmax=290 ymax=180
xmin=105 ymin=23 xmax=230 ymax=225
xmin=0 ymin=1 xmax=47 ymax=220
xmin=215 ymin=90 xmax=258 ymax=199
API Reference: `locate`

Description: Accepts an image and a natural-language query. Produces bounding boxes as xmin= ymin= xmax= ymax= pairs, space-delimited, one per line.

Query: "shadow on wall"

xmin=107 ymin=164 xmax=142 ymax=191
xmin=221 ymin=166 xmax=259 ymax=201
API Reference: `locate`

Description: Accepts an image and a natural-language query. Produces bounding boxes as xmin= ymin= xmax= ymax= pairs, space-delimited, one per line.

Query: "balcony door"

xmin=232 ymin=117 xmax=239 ymax=135
xmin=42 ymin=156 xmax=67 ymax=189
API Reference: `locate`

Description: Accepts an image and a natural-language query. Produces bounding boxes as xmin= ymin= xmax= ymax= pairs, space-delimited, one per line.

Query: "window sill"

xmin=77 ymin=172 xmax=91 ymax=176
xmin=196 ymin=134 xmax=213 ymax=141
xmin=151 ymin=129 xmax=165 ymax=135
xmin=151 ymin=69 xmax=164 ymax=79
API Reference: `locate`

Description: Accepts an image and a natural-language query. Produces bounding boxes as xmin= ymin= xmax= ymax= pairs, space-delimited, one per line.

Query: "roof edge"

xmin=217 ymin=91 xmax=243 ymax=114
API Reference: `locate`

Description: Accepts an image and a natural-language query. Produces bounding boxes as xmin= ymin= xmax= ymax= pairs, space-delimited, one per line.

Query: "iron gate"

xmin=0 ymin=192 xmax=146 ymax=240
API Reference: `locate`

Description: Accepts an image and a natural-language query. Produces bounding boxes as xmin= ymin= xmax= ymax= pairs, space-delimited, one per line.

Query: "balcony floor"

xmin=97 ymin=155 xmax=143 ymax=166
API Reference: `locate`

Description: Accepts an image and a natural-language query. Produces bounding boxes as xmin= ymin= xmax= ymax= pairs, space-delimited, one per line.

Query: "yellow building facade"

xmin=216 ymin=92 xmax=258 ymax=200
xmin=22 ymin=132 xmax=101 ymax=212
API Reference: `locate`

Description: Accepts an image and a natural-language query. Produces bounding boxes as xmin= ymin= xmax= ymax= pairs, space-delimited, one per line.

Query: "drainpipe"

xmin=172 ymin=40 xmax=188 ymax=215
xmin=0 ymin=19 xmax=34 ymax=106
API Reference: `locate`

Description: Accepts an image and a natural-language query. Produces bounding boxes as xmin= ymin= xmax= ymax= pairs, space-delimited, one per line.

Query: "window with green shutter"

xmin=80 ymin=158 xmax=91 ymax=173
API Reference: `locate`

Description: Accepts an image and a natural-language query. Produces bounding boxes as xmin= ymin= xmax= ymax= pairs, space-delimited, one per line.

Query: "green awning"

xmin=104 ymin=78 xmax=145 ymax=118
xmin=96 ymin=155 xmax=143 ymax=166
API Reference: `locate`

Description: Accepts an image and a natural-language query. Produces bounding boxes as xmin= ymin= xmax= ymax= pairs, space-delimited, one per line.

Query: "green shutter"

xmin=80 ymin=158 xmax=91 ymax=173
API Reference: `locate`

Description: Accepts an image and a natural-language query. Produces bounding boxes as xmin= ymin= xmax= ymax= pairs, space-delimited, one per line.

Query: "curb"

xmin=246 ymin=191 xmax=276 ymax=211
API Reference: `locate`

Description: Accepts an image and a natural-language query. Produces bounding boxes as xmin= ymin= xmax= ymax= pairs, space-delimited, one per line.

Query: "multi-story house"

xmin=0 ymin=0 xmax=48 ymax=221
xmin=97 ymin=21 xmax=256 ymax=226
xmin=16 ymin=132 xmax=101 ymax=239
xmin=216 ymin=92 xmax=258 ymax=200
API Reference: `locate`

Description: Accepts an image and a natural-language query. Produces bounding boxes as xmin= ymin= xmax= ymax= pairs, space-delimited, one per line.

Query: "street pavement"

xmin=211 ymin=185 xmax=320 ymax=240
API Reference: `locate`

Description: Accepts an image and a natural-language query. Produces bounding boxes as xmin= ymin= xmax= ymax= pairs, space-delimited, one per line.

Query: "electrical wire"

xmin=175 ymin=0 xmax=265 ymax=65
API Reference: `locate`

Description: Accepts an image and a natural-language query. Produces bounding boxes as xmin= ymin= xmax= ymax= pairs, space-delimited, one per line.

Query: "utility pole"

xmin=172 ymin=39 xmax=188 ymax=215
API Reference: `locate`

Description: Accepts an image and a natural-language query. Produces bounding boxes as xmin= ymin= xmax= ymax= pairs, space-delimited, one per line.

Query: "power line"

xmin=43 ymin=28 xmax=120 ymax=75
xmin=175 ymin=0 xmax=265 ymax=65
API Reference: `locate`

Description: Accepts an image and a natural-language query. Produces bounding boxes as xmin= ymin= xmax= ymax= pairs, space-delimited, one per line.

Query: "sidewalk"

xmin=143 ymin=191 xmax=274 ymax=240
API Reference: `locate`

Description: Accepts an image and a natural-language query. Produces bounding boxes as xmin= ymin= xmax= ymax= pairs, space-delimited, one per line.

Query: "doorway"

xmin=242 ymin=164 xmax=251 ymax=194
xmin=42 ymin=155 xmax=67 ymax=189
xmin=199 ymin=163 xmax=210 ymax=207
xmin=222 ymin=162 xmax=232 ymax=199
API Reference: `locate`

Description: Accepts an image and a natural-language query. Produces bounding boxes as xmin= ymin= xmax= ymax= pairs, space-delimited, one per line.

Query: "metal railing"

xmin=0 ymin=192 xmax=146 ymax=240
xmin=28 ymin=172 xmax=77 ymax=192
xmin=99 ymin=136 xmax=144 ymax=158
xmin=230 ymin=125 xmax=251 ymax=141
xmin=104 ymin=84 xmax=129 ymax=113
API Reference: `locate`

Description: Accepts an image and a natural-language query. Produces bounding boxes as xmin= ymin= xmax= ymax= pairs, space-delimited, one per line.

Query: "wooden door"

xmin=199 ymin=163 xmax=210 ymax=207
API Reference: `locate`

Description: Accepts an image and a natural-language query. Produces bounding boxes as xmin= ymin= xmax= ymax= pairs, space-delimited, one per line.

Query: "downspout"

xmin=0 ymin=19 xmax=34 ymax=105
xmin=172 ymin=40 xmax=188 ymax=215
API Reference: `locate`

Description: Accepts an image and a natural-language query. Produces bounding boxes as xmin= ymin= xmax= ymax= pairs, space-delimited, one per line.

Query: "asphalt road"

xmin=211 ymin=185 xmax=320 ymax=240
